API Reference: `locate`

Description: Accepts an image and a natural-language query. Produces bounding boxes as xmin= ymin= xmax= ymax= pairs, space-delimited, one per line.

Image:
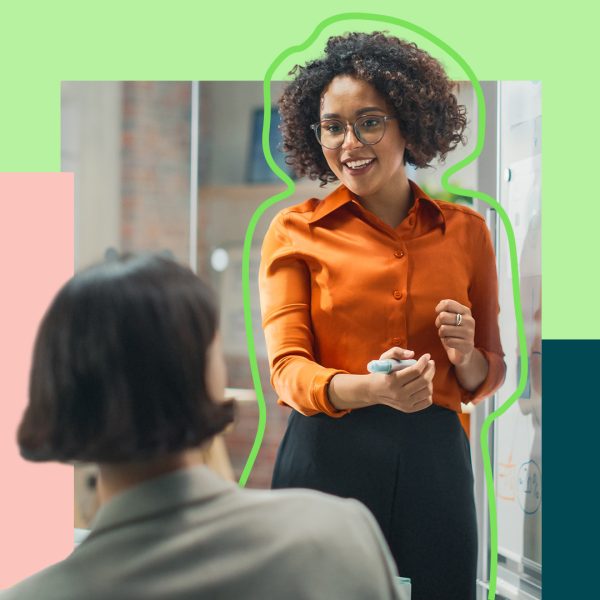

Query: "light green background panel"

xmin=0 ymin=0 xmax=596 ymax=597
xmin=271 ymin=17 xmax=467 ymax=81
xmin=0 ymin=0 xmax=597 ymax=336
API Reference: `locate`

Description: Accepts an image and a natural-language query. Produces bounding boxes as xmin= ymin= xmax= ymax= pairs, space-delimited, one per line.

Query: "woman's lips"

xmin=342 ymin=158 xmax=376 ymax=177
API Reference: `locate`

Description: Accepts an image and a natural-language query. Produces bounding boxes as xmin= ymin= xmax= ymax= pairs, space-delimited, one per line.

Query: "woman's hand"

xmin=434 ymin=299 xmax=475 ymax=367
xmin=434 ymin=298 xmax=490 ymax=392
xmin=367 ymin=347 xmax=435 ymax=413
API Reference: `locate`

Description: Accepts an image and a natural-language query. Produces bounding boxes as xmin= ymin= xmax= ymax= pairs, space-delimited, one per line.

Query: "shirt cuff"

xmin=311 ymin=368 xmax=351 ymax=418
xmin=460 ymin=348 xmax=506 ymax=405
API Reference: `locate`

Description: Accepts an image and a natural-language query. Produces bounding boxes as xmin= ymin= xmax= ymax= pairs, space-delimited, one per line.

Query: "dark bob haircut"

xmin=18 ymin=254 xmax=234 ymax=463
xmin=279 ymin=31 xmax=468 ymax=185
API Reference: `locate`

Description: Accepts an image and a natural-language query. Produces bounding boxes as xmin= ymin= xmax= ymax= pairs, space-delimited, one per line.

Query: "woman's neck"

xmin=97 ymin=452 xmax=193 ymax=504
xmin=359 ymin=176 xmax=413 ymax=229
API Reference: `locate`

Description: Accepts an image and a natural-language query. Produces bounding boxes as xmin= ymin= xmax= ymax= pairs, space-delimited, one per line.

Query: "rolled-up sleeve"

xmin=259 ymin=214 xmax=349 ymax=417
xmin=462 ymin=218 xmax=507 ymax=404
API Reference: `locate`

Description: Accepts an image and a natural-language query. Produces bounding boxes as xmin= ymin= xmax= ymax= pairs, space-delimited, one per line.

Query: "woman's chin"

xmin=341 ymin=178 xmax=375 ymax=198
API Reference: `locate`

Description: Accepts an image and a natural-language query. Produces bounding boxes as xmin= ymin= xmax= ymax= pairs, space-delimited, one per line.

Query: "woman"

xmin=8 ymin=254 xmax=403 ymax=600
xmin=259 ymin=32 xmax=506 ymax=600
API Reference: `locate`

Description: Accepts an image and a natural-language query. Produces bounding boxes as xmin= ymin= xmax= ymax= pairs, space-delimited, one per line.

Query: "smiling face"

xmin=319 ymin=75 xmax=408 ymax=202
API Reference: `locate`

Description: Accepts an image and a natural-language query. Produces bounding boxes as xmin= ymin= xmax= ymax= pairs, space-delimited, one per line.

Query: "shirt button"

xmin=394 ymin=250 xmax=404 ymax=258
xmin=393 ymin=290 xmax=402 ymax=300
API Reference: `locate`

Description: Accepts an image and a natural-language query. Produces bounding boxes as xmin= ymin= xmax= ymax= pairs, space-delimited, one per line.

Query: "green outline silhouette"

xmin=239 ymin=13 xmax=528 ymax=600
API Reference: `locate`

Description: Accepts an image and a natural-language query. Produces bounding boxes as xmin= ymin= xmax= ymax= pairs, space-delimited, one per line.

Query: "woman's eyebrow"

xmin=355 ymin=106 xmax=386 ymax=115
xmin=321 ymin=106 xmax=386 ymax=119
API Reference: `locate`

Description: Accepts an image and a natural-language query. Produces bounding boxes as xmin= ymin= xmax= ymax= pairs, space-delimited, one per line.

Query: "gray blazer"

xmin=1 ymin=466 xmax=404 ymax=599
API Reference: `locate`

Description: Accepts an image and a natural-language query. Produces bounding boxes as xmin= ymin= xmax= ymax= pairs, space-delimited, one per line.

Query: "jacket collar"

xmin=88 ymin=466 xmax=237 ymax=538
xmin=307 ymin=179 xmax=446 ymax=232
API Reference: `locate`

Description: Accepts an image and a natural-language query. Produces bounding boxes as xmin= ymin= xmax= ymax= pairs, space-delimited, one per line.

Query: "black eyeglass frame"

xmin=310 ymin=115 xmax=397 ymax=149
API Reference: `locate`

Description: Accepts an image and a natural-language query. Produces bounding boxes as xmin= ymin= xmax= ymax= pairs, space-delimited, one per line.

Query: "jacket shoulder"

xmin=0 ymin=560 xmax=86 ymax=600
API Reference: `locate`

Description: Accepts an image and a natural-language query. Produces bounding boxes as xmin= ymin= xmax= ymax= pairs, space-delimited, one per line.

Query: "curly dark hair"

xmin=279 ymin=31 xmax=467 ymax=185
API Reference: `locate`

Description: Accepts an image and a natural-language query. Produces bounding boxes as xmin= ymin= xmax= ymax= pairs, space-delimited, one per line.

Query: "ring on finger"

xmin=455 ymin=313 xmax=463 ymax=327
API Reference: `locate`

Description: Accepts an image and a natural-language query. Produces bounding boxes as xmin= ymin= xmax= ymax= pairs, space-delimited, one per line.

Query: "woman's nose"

xmin=342 ymin=125 xmax=363 ymax=150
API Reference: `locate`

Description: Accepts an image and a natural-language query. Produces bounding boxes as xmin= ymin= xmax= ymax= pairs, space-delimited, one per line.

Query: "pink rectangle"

xmin=0 ymin=173 xmax=74 ymax=587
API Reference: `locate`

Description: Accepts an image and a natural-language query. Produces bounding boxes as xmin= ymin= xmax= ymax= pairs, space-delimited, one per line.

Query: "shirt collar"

xmin=307 ymin=183 xmax=354 ymax=224
xmin=307 ymin=179 xmax=446 ymax=232
xmin=87 ymin=465 xmax=237 ymax=539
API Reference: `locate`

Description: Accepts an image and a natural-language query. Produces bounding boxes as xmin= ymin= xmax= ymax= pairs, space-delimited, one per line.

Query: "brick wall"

xmin=121 ymin=82 xmax=191 ymax=263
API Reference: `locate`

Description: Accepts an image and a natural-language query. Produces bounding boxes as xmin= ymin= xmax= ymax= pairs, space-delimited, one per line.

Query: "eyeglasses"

xmin=310 ymin=114 xmax=397 ymax=149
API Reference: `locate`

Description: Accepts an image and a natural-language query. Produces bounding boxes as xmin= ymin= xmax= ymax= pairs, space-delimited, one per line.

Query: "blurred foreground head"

xmin=18 ymin=253 xmax=234 ymax=463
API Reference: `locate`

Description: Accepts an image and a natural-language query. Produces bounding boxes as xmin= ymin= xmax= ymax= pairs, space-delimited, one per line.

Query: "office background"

xmin=61 ymin=80 xmax=541 ymax=599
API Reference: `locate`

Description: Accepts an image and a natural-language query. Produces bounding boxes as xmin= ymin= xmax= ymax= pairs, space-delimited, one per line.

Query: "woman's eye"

xmin=325 ymin=123 xmax=343 ymax=134
xmin=362 ymin=118 xmax=381 ymax=128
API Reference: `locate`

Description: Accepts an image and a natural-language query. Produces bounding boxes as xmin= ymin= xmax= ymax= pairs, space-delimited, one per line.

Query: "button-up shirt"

xmin=259 ymin=180 xmax=506 ymax=417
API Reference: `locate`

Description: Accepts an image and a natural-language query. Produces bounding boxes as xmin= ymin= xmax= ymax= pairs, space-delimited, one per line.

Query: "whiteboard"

xmin=495 ymin=81 xmax=542 ymax=571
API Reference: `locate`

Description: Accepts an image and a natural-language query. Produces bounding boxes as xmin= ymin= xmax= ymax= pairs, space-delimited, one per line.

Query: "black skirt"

xmin=272 ymin=403 xmax=477 ymax=600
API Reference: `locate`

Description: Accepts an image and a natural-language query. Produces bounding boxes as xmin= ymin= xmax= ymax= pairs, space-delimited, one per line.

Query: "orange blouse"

xmin=259 ymin=180 xmax=506 ymax=418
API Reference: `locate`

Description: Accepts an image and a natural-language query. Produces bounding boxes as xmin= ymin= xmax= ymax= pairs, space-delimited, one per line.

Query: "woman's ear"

xmin=205 ymin=332 xmax=227 ymax=402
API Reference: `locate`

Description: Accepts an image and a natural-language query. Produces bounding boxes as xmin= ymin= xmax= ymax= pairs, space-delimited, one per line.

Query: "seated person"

xmin=3 ymin=254 xmax=404 ymax=600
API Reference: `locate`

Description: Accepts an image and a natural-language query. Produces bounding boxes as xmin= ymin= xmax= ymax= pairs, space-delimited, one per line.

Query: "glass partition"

xmin=493 ymin=80 xmax=542 ymax=599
